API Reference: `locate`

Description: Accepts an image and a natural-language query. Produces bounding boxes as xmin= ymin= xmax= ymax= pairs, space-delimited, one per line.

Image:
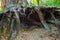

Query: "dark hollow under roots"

xmin=0 ymin=7 xmax=60 ymax=31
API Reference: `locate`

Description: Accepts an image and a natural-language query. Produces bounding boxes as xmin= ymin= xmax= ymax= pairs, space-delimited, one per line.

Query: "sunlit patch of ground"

xmin=14 ymin=24 xmax=60 ymax=40
xmin=0 ymin=24 xmax=60 ymax=40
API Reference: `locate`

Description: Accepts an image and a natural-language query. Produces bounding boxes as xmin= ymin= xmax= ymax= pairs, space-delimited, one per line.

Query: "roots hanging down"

xmin=0 ymin=7 xmax=60 ymax=40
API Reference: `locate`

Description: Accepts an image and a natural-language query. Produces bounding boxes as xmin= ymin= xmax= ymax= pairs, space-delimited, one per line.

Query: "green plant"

xmin=27 ymin=0 xmax=60 ymax=7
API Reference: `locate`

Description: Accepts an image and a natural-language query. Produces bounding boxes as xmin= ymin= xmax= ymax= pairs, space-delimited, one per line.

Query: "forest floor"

xmin=0 ymin=24 xmax=60 ymax=40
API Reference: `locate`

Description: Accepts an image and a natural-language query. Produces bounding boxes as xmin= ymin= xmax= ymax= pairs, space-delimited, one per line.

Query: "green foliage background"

xmin=28 ymin=0 xmax=60 ymax=7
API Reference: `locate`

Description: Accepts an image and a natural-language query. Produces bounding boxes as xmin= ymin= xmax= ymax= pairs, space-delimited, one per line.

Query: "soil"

xmin=0 ymin=24 xmax=60 ymax=40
